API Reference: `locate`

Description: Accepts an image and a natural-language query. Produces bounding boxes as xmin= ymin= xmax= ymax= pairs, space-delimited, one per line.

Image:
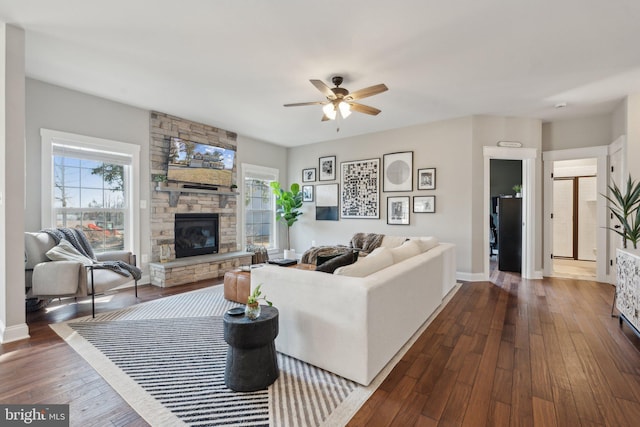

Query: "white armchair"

xmin=25 ymin=231 xmax=138 ymax=317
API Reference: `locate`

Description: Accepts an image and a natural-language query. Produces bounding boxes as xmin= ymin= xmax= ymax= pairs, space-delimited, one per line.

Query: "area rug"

xmin=51 ymin=283 xmax=460 ymax=426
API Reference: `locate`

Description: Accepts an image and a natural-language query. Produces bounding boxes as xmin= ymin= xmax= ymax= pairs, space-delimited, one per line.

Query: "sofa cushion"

xmin=45 ymin=239 xmax=94 ymax=266
xmin=379 ymin=235 xmax=409 ymax=249
xmin=412 ymin=236 xmax=439 ymax=253
xmin=334 ymin=247 xmax=393 ymax=277
xmin=389 ymin=240 xmax=421 ymax=263
xmin=316 ymin=251 xmax=359 ymax=273
xmin=24 ymin=232 xmax=57 ymax=270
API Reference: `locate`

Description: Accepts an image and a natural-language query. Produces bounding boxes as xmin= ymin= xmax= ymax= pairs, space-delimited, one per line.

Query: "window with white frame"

xmin=242 ymin=164 xmax=278 ymax=250
xmin=41 ymin=129 xmax=140 ymax=254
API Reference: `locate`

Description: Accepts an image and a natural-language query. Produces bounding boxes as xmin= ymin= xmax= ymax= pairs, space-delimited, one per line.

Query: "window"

xmin=242 ymin=164 xmax=278 ymax=250
xmin=41 ymin=129 xmax=140 ymax=254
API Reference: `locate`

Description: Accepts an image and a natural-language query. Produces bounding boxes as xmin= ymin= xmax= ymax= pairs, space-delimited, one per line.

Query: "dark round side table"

xmin=223 ymin=305 xmax=279 ymax=392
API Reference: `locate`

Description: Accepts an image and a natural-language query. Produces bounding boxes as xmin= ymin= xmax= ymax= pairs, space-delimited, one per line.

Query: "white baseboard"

xmin=456 ymin=271 xmax=486 ymax=282
xmin=0 ymin=322 xmax=30 ymax=344
xmin=531 ymin=270 xmax=544 ymax=280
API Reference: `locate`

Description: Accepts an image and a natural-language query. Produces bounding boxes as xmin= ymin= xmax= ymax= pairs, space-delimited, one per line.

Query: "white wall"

xmin=26 ymin=78 xmax=151 ymax=273
xmin=288 ymin=117 xmax=474 ymax=274
xmin=541 ymin=114 xmax=612 ymax=152
xmin=0 ymin=24 xmax=27 ymax=343
xmin=235 ymin=134 xmax=288 ymax=250
xmin=626 ymin=94 xmax=640 ymax=181
xmin=288 ymin=115 xmax=545 ymax=278
xmin=472 ymin=115 xmax=543 ymax=274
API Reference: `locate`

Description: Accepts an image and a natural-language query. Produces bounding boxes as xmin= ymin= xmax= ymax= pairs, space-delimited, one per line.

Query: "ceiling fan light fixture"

xmin=338 ymin=101 xmax=351 ymax=118
xmin=322 ymin=103 xmax=337 ymax=120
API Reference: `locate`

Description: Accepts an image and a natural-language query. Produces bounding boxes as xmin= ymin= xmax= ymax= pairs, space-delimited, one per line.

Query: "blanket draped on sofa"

xmin=42 ymin=227 xmax=142 ymax=280
xmin=301 ymin=233 xmax=385 ymax=265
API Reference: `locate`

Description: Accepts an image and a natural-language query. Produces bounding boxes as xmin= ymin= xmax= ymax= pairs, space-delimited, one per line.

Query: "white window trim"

xmin=240 ymin=163 xmax=279 ymax=253
xmin=40 ymin=129 xmax=141 ymax=256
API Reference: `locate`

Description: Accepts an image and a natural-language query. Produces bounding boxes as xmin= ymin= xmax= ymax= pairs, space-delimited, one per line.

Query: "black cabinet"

xmin=498 ymin=197 xmax=522 ymax=272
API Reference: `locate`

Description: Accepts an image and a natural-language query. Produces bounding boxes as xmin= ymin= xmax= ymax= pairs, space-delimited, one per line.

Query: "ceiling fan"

xmin=284 ymin=76 xmax=388 ymax=123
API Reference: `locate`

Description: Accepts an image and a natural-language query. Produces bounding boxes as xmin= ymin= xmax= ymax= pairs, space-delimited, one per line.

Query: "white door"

xmin=577 ymin=176 xmax=597 ymax=261
xmin=553 ymin=179 xmax=574 ymax=258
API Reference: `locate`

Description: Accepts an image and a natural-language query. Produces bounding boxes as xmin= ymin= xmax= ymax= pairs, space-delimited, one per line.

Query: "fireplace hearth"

xmin=174 ymin=213 xmax=219 ymax=258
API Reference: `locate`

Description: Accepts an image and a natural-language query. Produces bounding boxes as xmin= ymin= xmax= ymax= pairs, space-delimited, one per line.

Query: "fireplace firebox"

xmin=174 ymin=213 xmax=219 ymax=258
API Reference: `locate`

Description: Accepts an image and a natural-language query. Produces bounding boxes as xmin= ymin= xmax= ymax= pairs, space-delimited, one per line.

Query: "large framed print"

xmin=315 ymin=183 xmax=338 ymax=220
xmin=383 ymin=151 xmax=413 ymax=192
xmin=387 ymin=196 xmax=410 ymax=225
xmin=417 ymin=168 xmax=436 ymax=190
xmin=302 ymin=168 xmax=316 ymax=182
xmin=413 ymin=195 xmax=435 ymax=213
xmin=319 ymin=155 xmax=336 ymax=181
xmin=341 ymin=158 xmax=380 ymax=219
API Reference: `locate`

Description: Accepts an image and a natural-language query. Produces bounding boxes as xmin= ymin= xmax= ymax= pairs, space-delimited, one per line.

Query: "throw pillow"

xmin=45 ymin=239 xmax=94 ymax=266
xmin=389 ymin=240 xmax=421 ymax=263
xmin=316 ymin=253 xmax=341 ymax=266
xmin=315 ymin=251 xmax=359 ymax=273
xmin=334 ymin=247 xmax=394 ymax=277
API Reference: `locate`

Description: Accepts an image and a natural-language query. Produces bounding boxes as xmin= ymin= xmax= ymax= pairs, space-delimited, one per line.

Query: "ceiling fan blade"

xmin=349 ymin=102 xmax=382 ymax=116
xmin=346 ymin=83 xmax=388 ymax=101
xmin=310 ymin=79 xmax=337 ymax=99
xmin=284 ymin=101 xmax=327 ymax=107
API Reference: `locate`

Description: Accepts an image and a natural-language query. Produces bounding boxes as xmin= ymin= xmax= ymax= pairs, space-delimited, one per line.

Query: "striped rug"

xmin=51 ymin=284 xmax=459 ymax=426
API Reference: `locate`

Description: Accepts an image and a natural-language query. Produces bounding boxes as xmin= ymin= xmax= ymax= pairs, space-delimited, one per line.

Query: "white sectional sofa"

xmin=251 ymin=236 xmax=456 ymax=386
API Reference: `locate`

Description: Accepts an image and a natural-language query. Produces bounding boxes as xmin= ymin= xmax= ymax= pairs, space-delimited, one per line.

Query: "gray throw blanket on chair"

xmin=42 ymin=227 xmax=142 ymax=281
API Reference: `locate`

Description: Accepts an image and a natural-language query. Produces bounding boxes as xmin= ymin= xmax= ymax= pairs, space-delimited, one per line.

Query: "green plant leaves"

xmin=270 ymin=181 xmax=304 ymax=249
xmin=603 ymin=175 xmax=640 ymax=249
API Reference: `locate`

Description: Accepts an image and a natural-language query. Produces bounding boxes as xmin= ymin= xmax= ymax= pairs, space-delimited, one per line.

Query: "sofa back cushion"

xmin=379 ymin=235 xmax=408 ymax=249
xmin=412 ymin=236 xmax=439 ymax=253
xmin=25 ymin=232 xmax=57 ymax=270
xmin=390 ymin=240 xmax=421 ymax=263
xmin=334 ymin=247 xmax=393 ymax=277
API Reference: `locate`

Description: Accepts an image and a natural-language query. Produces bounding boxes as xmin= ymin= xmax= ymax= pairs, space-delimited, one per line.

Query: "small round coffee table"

xmin=223 ymin=305 xmax=279 ymax=391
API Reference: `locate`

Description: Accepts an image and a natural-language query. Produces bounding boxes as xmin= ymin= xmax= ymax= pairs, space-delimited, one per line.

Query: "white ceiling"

xmin=1 ymin=0 xmax=640 ymax=147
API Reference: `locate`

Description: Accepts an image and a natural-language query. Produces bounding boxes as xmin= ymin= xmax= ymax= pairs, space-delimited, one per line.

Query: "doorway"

xmin=490 ymin=159 xmax=523 ymax=273
xmin=483 ymin=146 xmax=537 ymax=281
xmin=551 ymin=159 xmax=597 ymax=280
xmin=542 ymin=145 xmax=613 ymax=283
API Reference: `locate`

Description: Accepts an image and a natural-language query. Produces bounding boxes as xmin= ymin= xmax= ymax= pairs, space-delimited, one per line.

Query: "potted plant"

xmin=245 ymin=284 xmax=272 ymax=320
xmin=603 ymin=175 xmax=640 ymax=249
xmin=513 ymin=184 xmax=522 ymax=197
xmin=270 ymin=181 xmax=303 ymax=259
xmin=153 ymin=174 xmax=168 ymax=187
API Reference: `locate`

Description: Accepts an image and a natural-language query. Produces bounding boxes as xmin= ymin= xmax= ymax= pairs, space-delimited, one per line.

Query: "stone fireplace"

xmin=148 ymin=111 xmax=251 ymax=287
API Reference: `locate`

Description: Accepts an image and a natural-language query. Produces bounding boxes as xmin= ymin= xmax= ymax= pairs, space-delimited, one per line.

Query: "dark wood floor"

xmin=3 ymin=267 xmax=640 ymax=426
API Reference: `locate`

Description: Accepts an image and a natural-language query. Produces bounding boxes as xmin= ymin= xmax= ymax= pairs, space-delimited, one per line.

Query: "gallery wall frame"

xmin=302 ymin=168 xmax=316 ymax=182
xmin=341 ymin=158 xmax=380 ymax=219
xmin=302 ymin=185 xmax=314 ymax=202
xmin=318 ymin=155 xmax=336 ymax=181
xmin=387 ymin=196 xmax=410 ymax=225
xmin=413 ymin=195 xmax=435 ymax=213
xmin=417 ymin=168 xmax=436 ymax=190
xmin=315 ymin=183 xmax=339 ymax=220
xmin=383 ymin=151 xmax=413 ymax=192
